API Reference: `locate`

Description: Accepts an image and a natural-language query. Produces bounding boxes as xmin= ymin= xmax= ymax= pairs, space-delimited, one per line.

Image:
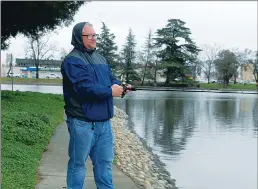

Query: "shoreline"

xmin=111 ymin=106 xmax=178 ymax=189
xmin=1 ymin=83 xmax=257 ymax=94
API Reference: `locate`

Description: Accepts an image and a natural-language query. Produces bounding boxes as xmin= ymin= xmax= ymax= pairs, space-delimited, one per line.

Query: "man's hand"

xmin=122 ymin=82 xmax=132 ymax=94
xmin=111 ymin=84 xmax=123 ymax=97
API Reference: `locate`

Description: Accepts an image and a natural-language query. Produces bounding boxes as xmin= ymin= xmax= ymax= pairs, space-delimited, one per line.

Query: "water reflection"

xmin=1 ymin=84 xmax=63 ymax=94
xmin=114 ymin=91 xmax=257 ymax=189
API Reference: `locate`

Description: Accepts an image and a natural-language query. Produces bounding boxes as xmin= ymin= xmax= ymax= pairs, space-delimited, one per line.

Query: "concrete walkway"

xmin=36 ymin=122 xmax=139 ymax=189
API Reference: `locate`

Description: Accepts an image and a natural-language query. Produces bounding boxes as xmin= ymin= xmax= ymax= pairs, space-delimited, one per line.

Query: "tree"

xmin=121 ymin=28 xmax=139 ymax=83
xmin=24 ymin=34 xmax=57 ymax=79
xmin=60 ymin=48 xmax=69 ymax=61
xmin=96 ymin=22 xmax=118 ymax=71
xmin=141 ymin=29 xmax=156 ymax=86
xmin=1 ymin=1 xmax=87 ymax=49
xmin=154 ymin=19 xmax=201 ymax=84
xmin=6 ymin=54 xmax=13 ymax=76
xmin=197 ymin=44 xmax=221 ymax=83
xmin=59 ymin=47 xmax=73 ymax=61
xmin=214 ymin=50 xmax=238 ymax=87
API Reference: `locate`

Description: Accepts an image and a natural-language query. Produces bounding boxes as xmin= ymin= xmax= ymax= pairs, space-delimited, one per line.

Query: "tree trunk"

xmin=234 ymin=75 xmax=237 ymax=84
xmin=154 ymin=69 xmax=157 ymax=86
xmin=126 ymin=61 xmax=129 ymax=83
xmin=36 ymin=63 xmax=39 ymax=79
xmin=126 ymin=72 xmax=129 ymax=83
xmin=207 ymin=70 xmax=210 ymax=84
xmin=141 ymin=62 xmax=148 ymax=86
xmin=165 ymin=68 xmax=170 ymax=84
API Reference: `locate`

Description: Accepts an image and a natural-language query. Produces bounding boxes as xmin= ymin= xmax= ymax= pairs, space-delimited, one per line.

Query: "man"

xmin=61 ymin=22 xmax=129 ymax=189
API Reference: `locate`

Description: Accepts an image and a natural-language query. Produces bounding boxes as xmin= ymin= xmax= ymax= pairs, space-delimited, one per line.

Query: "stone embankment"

xmin=111 ymin=106 xmax=178 ymax=189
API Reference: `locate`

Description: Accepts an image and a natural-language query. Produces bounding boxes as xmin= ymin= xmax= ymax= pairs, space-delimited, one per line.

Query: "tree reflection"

xmin=252 ymin=99 xmax=258 ymax=136
xmin=116 ymin=96 xmax=197 ymax=157
xmin=153 ymin=98 xmax=197 ymax=156
xmin=212 ymin=100 xmax=236 ymax=126
xmin=113 ymin=92 xmax=258 ymax=159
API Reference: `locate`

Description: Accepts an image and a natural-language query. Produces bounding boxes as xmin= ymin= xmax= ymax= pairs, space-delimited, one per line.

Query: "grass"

xmin=199 ymin=83 xmax=257 ymax=90
xmin=1 ymin=90 xmax=65 ymax=189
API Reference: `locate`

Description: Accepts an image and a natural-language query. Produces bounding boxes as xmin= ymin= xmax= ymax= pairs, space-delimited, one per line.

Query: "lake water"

xmin=1 ymin=84 xmax=257 ymax=189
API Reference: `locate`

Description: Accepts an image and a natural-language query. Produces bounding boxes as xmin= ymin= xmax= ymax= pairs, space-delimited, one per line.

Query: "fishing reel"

xmin=121 ymin=82 xmax=136 ymax=98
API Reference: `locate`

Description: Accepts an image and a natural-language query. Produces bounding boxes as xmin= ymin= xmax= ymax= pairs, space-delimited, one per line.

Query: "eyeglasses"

xmin=82 ymin=34 xmax=98 ymax=40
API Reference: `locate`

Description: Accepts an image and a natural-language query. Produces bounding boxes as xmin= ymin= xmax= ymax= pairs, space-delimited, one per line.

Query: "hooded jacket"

xmin=61 ymin=22 xmax=121 ymax=122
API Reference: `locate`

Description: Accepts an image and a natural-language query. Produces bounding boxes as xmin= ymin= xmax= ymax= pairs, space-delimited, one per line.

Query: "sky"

xmin=1 ymin=1 xmax=257 ymax=64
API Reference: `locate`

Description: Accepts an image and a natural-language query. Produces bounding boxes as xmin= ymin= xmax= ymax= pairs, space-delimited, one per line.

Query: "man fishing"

xmin=61 ymin=22 xmax=131 ymax=189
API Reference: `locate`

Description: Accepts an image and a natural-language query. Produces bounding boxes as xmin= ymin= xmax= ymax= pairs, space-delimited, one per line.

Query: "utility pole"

xmin=11 ymin=53 xmax=13 ymax=91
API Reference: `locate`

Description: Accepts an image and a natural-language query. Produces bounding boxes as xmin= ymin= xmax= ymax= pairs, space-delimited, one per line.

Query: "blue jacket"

xmin=61 ymin=22 xmax=121 ymax=122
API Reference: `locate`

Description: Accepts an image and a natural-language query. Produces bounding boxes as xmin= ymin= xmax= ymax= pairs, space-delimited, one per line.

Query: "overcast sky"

xmin=1 ymin=1 xmax=257 ymax=63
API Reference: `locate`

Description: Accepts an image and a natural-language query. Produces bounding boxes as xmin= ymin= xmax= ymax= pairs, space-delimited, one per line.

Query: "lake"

xmin=1 ymin=84 xmax=257 ymax=189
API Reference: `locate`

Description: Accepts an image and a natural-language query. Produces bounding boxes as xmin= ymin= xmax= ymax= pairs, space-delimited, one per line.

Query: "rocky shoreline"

xmin=111 ymin=106 xmax=178 ymax=189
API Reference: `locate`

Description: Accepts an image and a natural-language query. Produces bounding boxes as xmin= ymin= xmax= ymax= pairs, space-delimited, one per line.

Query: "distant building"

xmin=15 ymin=58 xmax=62 ymax=78
xmin=241 ymin=63 xmax=254 ymax=81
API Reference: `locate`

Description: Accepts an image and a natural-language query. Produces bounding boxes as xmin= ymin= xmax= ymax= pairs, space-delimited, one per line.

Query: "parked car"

xmin=6 ymin=72 xmax=22 ymax=78
xmin=45 ymin=73 xmax=61 ymax=79
xmin=250 ymin=81 xmax=257 ymax=84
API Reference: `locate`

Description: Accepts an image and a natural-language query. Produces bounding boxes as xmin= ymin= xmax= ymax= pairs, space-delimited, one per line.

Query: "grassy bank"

xmin=1 ymin=91 xmax=64 ymax=189
xmin=0 ymin=77 xmax=62 ymax=85
xmin=199 ymin=83 xmax=257 ymax=90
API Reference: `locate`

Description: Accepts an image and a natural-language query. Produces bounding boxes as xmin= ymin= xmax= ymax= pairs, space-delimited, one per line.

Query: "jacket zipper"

xmin=84 ymin=53 xmax=111 ymax=120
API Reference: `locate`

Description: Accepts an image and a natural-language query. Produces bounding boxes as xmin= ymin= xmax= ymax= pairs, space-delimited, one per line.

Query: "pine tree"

xmin=155 ymin=19 xmax=201 ymax=84
xmin=121 ymin=28 xmax=139 ymax=83
xmin=96 ymin=22 xmax=118 ymax=71
xmin=141 ymin=29 xmax=155 ymax=85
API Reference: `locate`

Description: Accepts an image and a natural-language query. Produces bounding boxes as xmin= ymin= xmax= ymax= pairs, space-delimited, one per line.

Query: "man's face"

xmin=82 ymin=25 xmax=97 ymax=49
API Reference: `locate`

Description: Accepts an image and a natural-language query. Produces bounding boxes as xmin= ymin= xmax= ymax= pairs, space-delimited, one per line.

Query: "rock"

xmin=112 ymin=107 xmax=178 ymax=189
xmin=144 ymin=182 xmax=154 ymax=189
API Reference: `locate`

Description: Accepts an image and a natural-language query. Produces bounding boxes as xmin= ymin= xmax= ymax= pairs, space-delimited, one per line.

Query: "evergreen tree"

xmin=96 ymin=22 xmax=118 ymax=71
xmin=155 ymin=19 xmax=201 ymax=84
xmin=121 ymin=28 xmax=139 ymax=83
xmin=141 ymin=29 xmax=155 ymax=85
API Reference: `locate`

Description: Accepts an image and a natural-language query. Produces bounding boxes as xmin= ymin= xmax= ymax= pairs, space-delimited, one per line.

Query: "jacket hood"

xmin=71 ymin=22 xmax=95 ymax=53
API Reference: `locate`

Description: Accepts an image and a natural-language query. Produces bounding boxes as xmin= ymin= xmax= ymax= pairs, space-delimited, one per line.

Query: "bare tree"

xmin=6 ymin=53 xmax=13 ymax=76
xmin=25 ymin=33 xmax=57 ymax=79
xmin=59 ymin=48 xmax=68 ymax=61
xmin=197 ymin=44 xmax=221 ymax=83
xmin=153 ymin=51 xmax=160 ymax=86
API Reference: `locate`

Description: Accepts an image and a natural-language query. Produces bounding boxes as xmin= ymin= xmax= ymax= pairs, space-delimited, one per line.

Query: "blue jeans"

xmin=66 ymin=116 xmax=115 ymax=189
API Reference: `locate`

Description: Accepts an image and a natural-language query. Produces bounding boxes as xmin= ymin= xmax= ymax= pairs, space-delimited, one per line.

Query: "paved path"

xmin=36 ymin=122 xmax=139 ymax=189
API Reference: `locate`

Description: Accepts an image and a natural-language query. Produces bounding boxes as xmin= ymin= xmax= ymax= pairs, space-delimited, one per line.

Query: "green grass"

xmin=199 ymin=83 xmax=257 ymax=90
xmin=0 ymin=77 xmax=62 ymax=85
xmin=1 ymin=90 xmax=65 ymax=189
